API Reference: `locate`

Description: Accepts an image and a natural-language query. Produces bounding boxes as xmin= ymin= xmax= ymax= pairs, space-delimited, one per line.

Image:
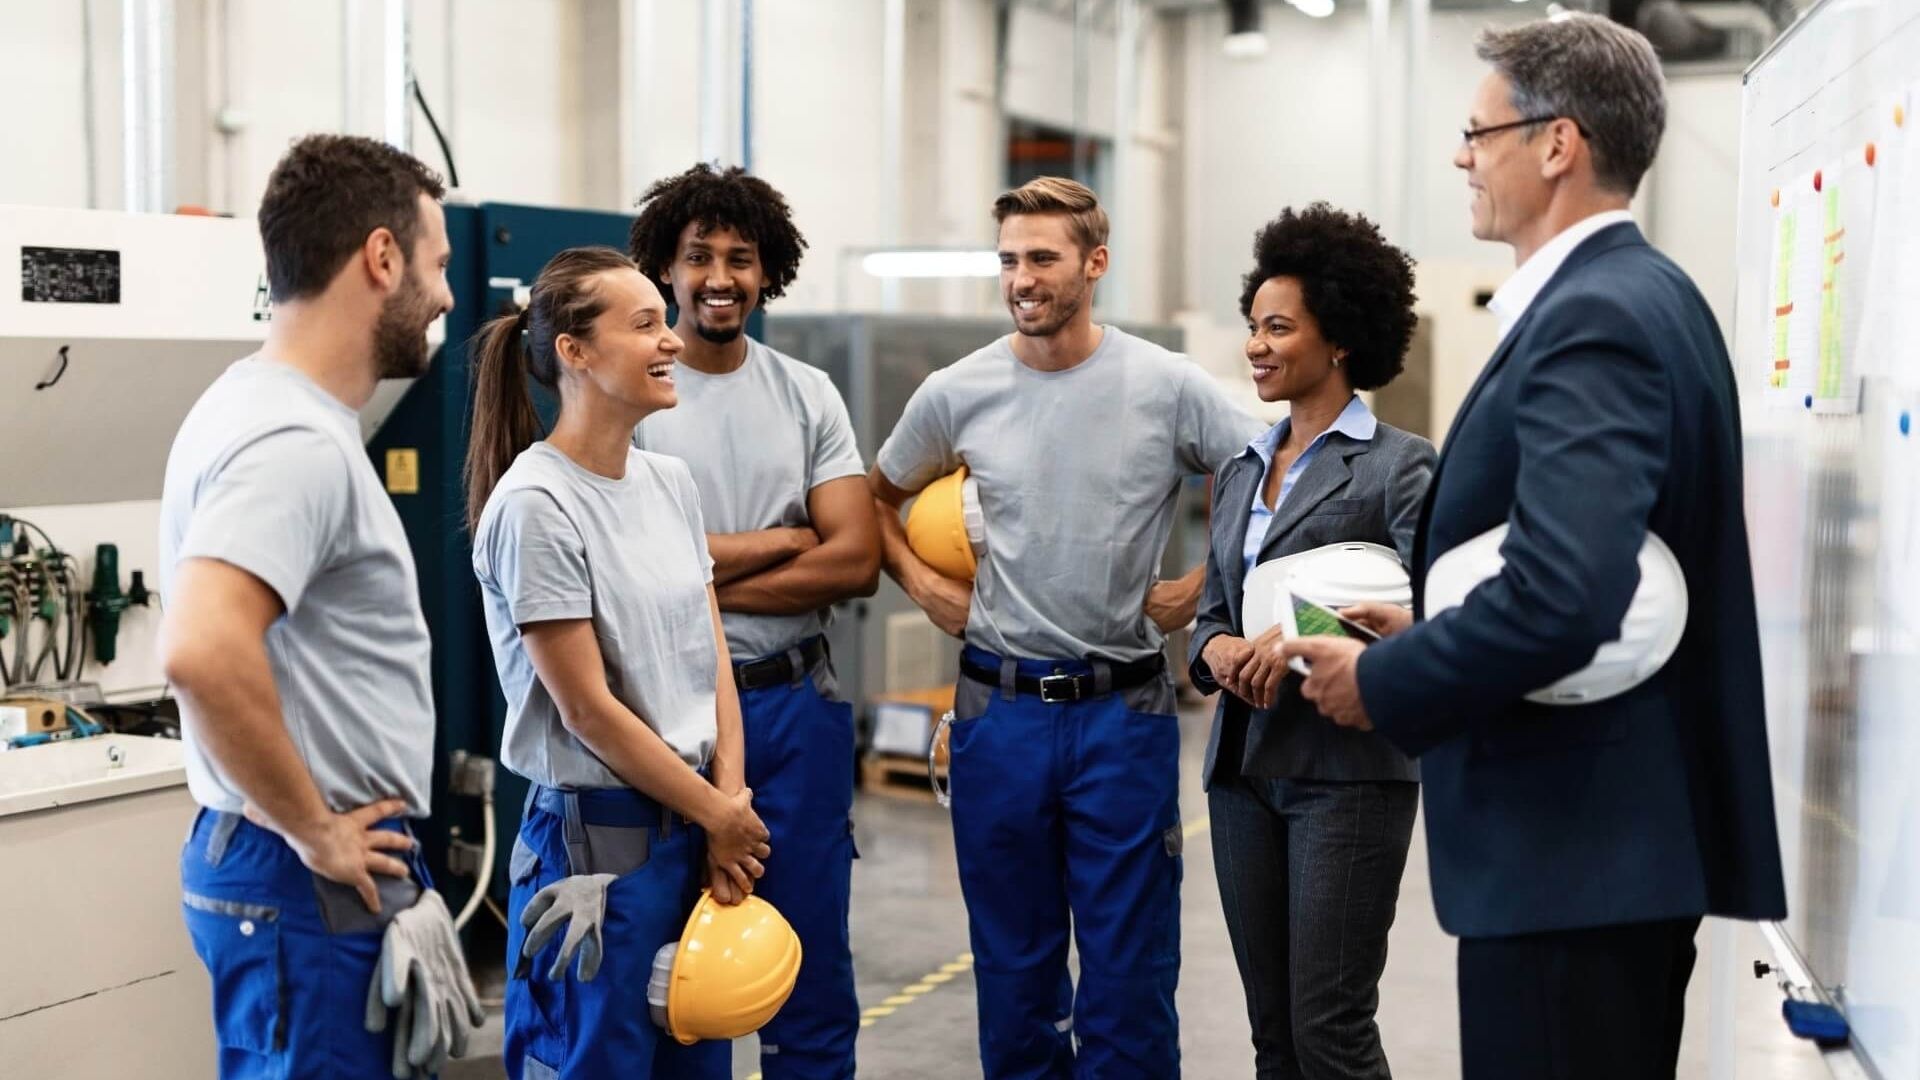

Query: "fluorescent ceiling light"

xmin=861 ymin=250 xmax=1000 ymax=279
xmin=1222 ymin=30 xmax=1271 ymax=57
xmin=1289 ymin=0 xmax=1336 ymax=17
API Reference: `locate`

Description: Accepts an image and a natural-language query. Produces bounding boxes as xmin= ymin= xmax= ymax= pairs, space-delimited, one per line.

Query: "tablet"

xmin=1278 ymin=590 xmax=1379 ymax=674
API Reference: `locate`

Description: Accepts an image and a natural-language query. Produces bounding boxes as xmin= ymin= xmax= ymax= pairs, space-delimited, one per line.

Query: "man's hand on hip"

xmin=1277 ymin=636 xmax=1374 ymax=731
xmin=255 ymin=797 xmax=415 ymax=914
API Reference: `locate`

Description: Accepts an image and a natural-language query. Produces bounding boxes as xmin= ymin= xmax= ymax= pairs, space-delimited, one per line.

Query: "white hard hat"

xmin=1423 ymin=524 xmax=1688 ymax=706
xmin=1242 ymin=542 xmax=1411 ymax=639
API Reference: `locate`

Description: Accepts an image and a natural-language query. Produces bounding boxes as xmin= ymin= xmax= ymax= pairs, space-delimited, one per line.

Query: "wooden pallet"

xmin=861 ymin=752 xmax=946 ymax=803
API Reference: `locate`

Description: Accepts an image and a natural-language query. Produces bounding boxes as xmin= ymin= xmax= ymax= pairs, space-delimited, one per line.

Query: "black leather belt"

xmin=959 ymin=653 xmax=1166 ymax=704
xmin=733 ymin=635 xmax=827 ymax=692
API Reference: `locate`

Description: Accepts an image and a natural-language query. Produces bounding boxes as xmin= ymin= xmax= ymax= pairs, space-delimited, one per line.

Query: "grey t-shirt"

xmin=473 ymin=443 xmax=718 ymax=787
xmin=877 ymin=327 xmax=1262 ymax=662
xmin=158 ymin=357 xmax=436 ymax=815
xmin=631 ymin=338 xmax=866 ymax=661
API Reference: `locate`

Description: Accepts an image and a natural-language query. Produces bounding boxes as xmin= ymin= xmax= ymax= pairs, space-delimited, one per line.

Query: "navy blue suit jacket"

xmin=1356 ymin=222 xmax=1788 ymax=938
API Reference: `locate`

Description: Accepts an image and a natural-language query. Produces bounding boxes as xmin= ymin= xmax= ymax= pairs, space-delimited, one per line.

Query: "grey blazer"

xmin=1187 ymin=420 xmax=1436 ymax=788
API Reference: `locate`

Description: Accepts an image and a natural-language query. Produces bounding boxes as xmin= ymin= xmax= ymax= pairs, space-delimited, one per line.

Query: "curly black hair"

xmin=629 ymin=164 xmax=809 ymax=305
xmin=1238 ymin=203 xmax=1417 ymax=392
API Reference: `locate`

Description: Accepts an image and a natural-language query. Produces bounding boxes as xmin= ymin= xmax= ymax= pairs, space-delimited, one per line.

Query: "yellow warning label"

xmin=385 ymin=448 xmax=420 ymax=495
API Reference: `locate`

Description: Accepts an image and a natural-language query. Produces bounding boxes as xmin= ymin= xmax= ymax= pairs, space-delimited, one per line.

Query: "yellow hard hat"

xmin=905 ymin=466 xmax=987 ymax=582
xmin=647 ymin=891 xmax=803 ymax=1045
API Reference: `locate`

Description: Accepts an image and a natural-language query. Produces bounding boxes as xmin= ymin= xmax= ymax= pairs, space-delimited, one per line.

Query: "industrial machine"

xmin=0 ymin=205 xmax=281 ymax=715
xmin=0 ymin=202 xmax=278 ymax=1078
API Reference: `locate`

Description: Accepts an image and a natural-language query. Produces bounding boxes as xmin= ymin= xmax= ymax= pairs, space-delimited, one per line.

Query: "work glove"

xmin=365 ymin=888 xmax=487 ymax=1079
xmin=516 ymin=873 xmax=617 ymax=982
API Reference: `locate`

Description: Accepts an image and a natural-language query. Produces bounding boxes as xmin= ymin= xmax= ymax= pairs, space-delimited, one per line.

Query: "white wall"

xmin=751 ymin=0 xmax=889 ymax=313
xmin=1646 ymin=69 xmax=1743 ymax=339
xmin=0 ymin=4 xmax=100 ymax=209
xmin=1176 ymin=1 xmax=1748 ymax=436
xmin=0 ymin=0 xmax=615 ymax=215
xmin=1180 ymin=1 xmax=1535 ymax=326
xmin=0 ymin=2 xmax=1743 ymax=333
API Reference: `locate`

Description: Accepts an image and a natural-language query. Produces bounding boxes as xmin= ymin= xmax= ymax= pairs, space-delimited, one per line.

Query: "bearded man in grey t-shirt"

xmin=159 ymin=135 xmax=480 ymax=1079
xmin=871 ymin=177 xmax=1261 ymax=1080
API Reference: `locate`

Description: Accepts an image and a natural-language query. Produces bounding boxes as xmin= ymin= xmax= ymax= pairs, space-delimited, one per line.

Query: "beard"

xmin=1010 ymin=277 xmax=1089 ymax=339
xmin=372 ymin=274 xmax=439 ymax=380
xmin=694 ymin=318 xmax=744 ymax=345
xmin=689 ymin=290 xmax=748 ymax=345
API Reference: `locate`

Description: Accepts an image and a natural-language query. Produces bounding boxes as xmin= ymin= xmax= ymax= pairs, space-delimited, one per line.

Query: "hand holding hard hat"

xmin=1242 ymin=543 xmax=1411 ymax=638
xmin=905 ymin=467 xmax=986 ymax=582
xmin=647 ymin=891 xmax=803 ymax=1045
xmin=1244 ymin=542 xmax=1411 ymax=678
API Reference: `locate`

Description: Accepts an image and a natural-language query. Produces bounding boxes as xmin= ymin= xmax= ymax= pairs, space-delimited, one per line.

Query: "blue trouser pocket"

xmin=504 ymin=786 xmax=730 ymax=1080
xmin=181 ymin=807 xmax=428 ymax=1079
xmin=182 ymin=892 xmax=284 ymax=1056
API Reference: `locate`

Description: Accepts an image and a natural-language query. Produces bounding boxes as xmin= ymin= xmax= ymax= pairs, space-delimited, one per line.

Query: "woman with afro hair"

xmin=1187 ymin=203 xmax=1435 ymax=1078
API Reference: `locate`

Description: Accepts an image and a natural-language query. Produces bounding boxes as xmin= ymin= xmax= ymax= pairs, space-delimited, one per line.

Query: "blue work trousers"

xmin=179 ymin=807 xmax=431 ymax=1079
xmin=503 ymin=784 xmax=729 ymax=1080
xmin=737 ymin=646 xmax=860 ymax=1079
xmin=949 ymin=647 xmax=1184 ymax=1080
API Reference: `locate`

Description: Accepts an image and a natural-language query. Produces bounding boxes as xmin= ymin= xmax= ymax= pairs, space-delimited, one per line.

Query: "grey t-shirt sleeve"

xmin=1175 ymin=361 xmax=1263 ymax=474
xmin=664 ymin=458 xmax=715 ymax=584
xmin=488 ymin=488 xmax=595 ymax=625
xmin=809 ymin=378 xmax=867 ymax=489
xmin=875 ymin=378 xmax=959 ymax=492
xmin=176 ymin=426 xmax=349 ymax=613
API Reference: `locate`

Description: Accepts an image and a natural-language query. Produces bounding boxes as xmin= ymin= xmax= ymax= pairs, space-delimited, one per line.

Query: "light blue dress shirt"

xmin=1240 ymin=394 xmax=1377 ymax=580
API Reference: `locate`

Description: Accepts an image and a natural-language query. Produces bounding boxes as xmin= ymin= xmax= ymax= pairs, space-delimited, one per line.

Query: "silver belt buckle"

xmin=1038 ymin=674 xmax=1080 ymax=704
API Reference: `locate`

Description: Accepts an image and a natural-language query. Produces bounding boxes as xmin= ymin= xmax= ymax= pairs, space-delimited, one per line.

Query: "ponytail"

xmin=463 ymin=244 xmax=636 ymax=530
xmin=464 ymin=308 xmax=542 ymax=531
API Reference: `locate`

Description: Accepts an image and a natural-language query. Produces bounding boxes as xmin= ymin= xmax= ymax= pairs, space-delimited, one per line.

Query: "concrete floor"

xmin=451 ymin=700 xmax=1833 ymax=1079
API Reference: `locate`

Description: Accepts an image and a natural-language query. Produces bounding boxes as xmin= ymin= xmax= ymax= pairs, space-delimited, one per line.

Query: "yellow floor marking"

xmin=857 ymin=951 xmax=976 ymax=1037
xmin=1184 ymin=815 xmax=1211 ymax=838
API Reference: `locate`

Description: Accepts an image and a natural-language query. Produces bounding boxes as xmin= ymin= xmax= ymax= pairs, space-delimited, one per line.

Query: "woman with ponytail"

xmin=466 ymin=246 xmax=767 ymax=1079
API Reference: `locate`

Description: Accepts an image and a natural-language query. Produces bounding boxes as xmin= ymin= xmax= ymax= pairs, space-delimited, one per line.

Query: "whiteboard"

xmin=1735 ymin=0 xmax=1920 ymax=1075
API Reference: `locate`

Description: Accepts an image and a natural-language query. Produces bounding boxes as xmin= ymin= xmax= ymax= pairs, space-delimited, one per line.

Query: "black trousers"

xmin=1458 ymin=917 xmax=1702 ymax=1080
xmin=1208 ymin=774 xmax=1420 ymax=1080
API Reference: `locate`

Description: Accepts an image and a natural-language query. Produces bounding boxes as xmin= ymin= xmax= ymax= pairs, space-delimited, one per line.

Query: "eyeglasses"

xmin=1459 ymin=115 xmax=1586 ymax=149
